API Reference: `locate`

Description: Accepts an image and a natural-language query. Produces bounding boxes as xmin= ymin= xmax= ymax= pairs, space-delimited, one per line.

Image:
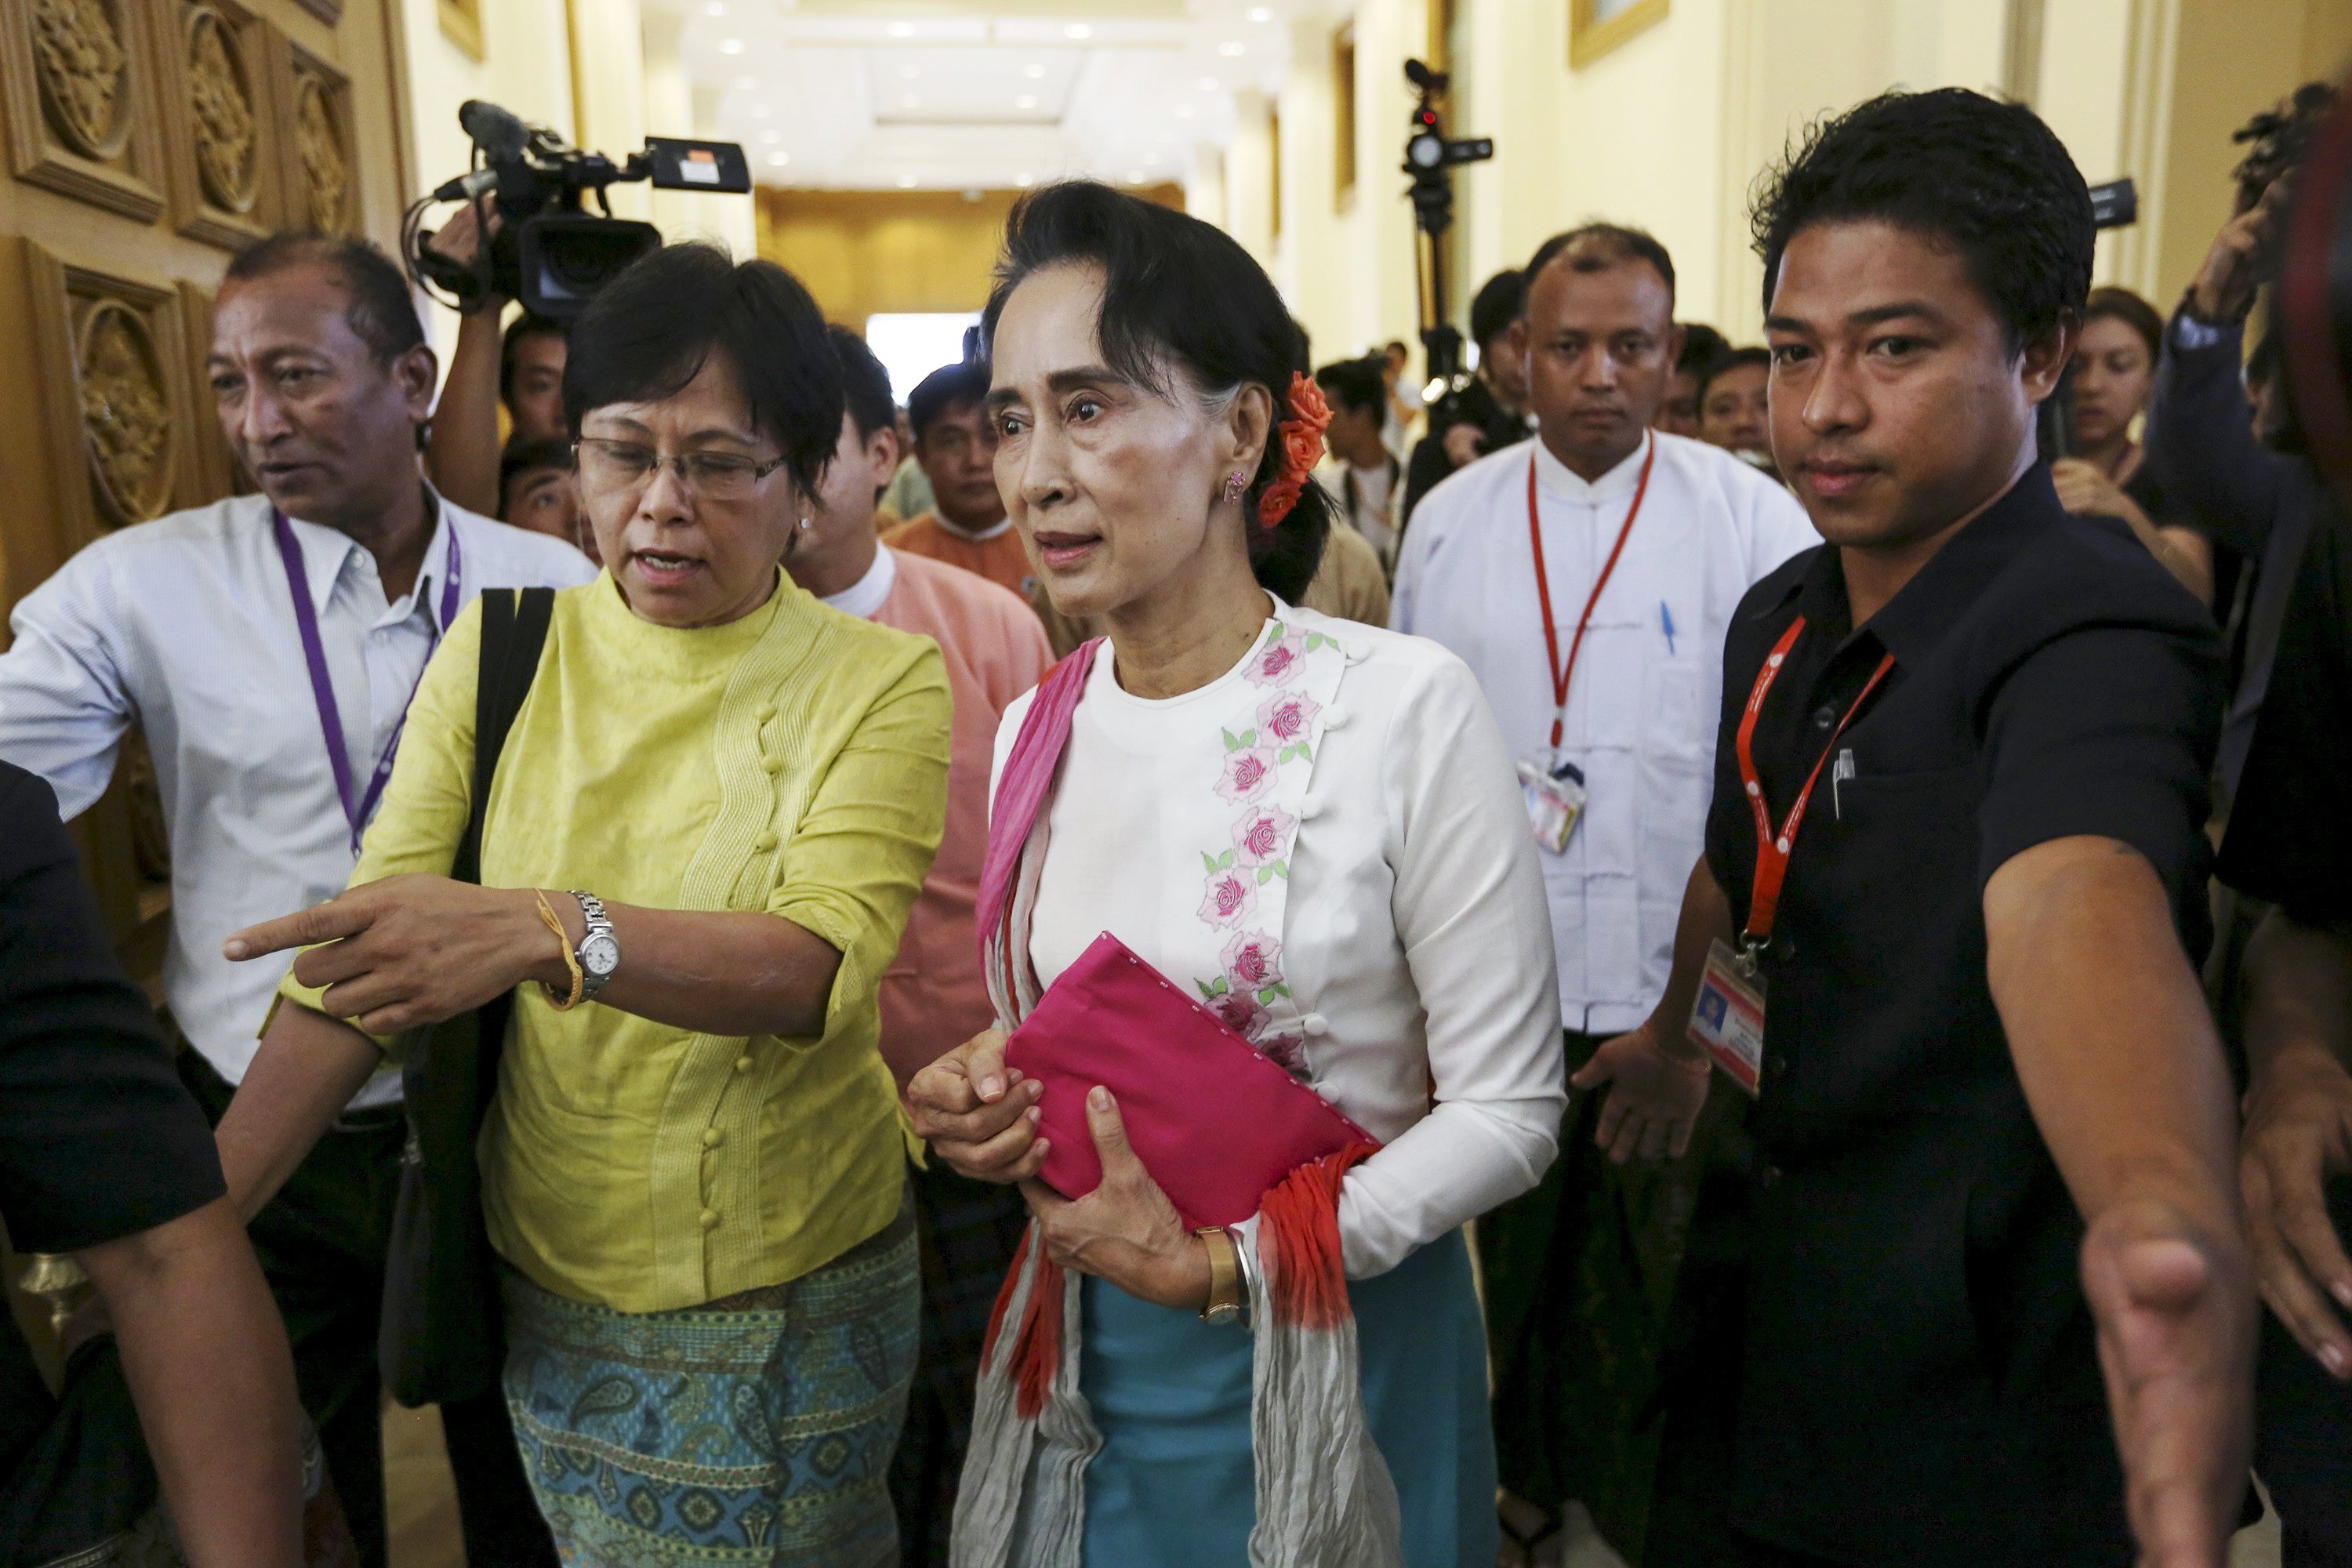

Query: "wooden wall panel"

xmin=0 ymin=0 xmax=169 ymax=222
xmin=154 ymin=0 xmax=285 ymax=250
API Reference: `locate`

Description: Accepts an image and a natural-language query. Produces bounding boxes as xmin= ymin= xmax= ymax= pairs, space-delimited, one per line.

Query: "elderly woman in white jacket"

xmin=906 ymin=181 xmax=1562 ymax=1568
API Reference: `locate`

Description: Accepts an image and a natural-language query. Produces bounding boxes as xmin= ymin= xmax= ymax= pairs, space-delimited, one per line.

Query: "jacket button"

xmin=1766 ymin=1053 xmax=1788 ymax=1080
xmin=734 ymin=1054 xmax=754 ymax=1073
xmin=1759 ymin=1164 xmax=1783 ymax=1190
xmin=1771 ymin=933 xmax=1798 ymax=962
xmin=757 ymin=703 xmax=777 ymax=723
xmin=702 ymin=1127 xmax=725 ymax=1149
xmin=1301 ymin=1014 xmax=1330 ymax=1036
xmin=762 ymin=755 xmax=784 ymax=775
xmin=1812 ymin=703 xmax=1838 ymax=728
xmin=753 ymin=830 xmax=779 ymax=852
xmin=699 ymin=1208 xmax=720 ymax=1229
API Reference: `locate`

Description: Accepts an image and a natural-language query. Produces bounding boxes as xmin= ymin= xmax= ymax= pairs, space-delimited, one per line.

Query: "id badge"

xmin=1688 ymin=938 xmax=1766 ymax=1097
xmin=1516 ymin=755 xmax=1586 ymax=855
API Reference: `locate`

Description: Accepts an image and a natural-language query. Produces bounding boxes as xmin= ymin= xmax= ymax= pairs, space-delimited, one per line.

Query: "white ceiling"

xmin=657 ymin=1 xmax=1302 ymax=191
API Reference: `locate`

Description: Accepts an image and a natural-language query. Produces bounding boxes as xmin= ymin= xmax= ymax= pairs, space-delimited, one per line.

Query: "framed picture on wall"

xmin=1570 ymin=0 xmax=1668 ymax=68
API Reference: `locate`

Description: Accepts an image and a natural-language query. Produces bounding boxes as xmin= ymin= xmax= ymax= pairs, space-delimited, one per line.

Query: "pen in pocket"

xmin=1660 ymin=601 xmax=1676 ymax=655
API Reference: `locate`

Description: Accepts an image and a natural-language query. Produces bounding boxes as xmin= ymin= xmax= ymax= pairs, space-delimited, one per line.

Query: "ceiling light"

xmin=897 ymin=175 xmax=918 ymax=188
xmin=1063 ymin=23 xmax=1091 ymax=39
xmin=704 ymin=1 xmax=724 ymax=13
xmin=735 ymin=74 xmax=758 ymax=89
xmin=1197 ymin=75 xmax=1221 ymax=91
xmin=760 ymin=128 xmax=780 ymax=142
xmin=1024 ymin=62 xmax=1046 ymax=78
xmin=1176 ymin=103 xmax=1195 ymax=118
xmin=887 ymin=21 xmax=914 ymax=38
xmin=1014 ymin=94 xmax=1038 ymax=109
xmin=718 ymin=37 xmax=744 ymax=54
xmin=767 ymin=151 xmax=789 ymax=166
xmin=1246 ymin=5 xmax=1272 ymax=19
xmin=1218 ymin=40 xmax=1245 ymax=56
xmin=900 ymin=95 xmax=920 ymax=108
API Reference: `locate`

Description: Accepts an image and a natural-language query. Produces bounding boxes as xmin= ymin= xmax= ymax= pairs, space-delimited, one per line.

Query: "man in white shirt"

xmin=1313 ymin=356 xmax=1404 ymax=570
xmin=1390 ymin=222 xmax=1816 ymax=1564
xmin=0 ymin=233 xmax=592 ymax=1568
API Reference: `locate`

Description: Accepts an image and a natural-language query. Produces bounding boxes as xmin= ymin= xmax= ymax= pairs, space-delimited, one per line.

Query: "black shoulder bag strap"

xmin=379 ymin=586 xmax=554 ymax=1408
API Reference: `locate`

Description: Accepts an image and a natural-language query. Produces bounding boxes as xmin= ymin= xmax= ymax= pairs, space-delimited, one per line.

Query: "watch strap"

xmin=570 ymin=889 xmax=616 ymax=999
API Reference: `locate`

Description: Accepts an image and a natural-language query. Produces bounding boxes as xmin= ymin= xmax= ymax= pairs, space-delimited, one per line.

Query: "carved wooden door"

xmin=0 ymin=0 xmax=412 ymax=968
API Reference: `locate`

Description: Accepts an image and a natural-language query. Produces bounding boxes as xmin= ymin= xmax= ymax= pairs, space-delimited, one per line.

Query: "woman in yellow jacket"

xmin=215 ymin=244 xmax=950 ymax=1566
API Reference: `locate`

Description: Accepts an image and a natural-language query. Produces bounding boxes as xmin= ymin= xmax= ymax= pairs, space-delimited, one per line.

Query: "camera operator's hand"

xmin=1441 ymin=422 xmax=1486 ymax=470
xmin=2187 ymin=179 xmax=2291 ymax=325
xmin=423 ymin=201 xmax=504 ymax=294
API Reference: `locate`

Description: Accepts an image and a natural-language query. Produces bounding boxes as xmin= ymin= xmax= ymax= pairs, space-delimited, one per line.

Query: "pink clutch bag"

xmin=1004 ymin=931 xmax=1376 ymax=1229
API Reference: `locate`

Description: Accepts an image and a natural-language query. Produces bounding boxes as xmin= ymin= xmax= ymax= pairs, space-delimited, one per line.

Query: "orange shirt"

xmin=881 ymin=513 xmax=1036 ymax=601
xmin=869 ymin=547 xmax=1054 ymax=1084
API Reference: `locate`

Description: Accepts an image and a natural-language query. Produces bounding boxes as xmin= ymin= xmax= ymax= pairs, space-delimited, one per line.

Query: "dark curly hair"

xmin=979 ymin=181 xmax=1331 ymax=604
xmin=1752 ymin=88 xmax=2092 ymax=356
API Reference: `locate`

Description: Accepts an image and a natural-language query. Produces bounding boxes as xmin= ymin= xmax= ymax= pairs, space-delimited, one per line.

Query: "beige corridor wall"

xmin=1262 ymin=0 xmax=2352 ymax=366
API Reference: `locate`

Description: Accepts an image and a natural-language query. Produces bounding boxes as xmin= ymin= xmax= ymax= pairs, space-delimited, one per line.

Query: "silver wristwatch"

xmin=570 ymin=890 xmax=619 ymax=999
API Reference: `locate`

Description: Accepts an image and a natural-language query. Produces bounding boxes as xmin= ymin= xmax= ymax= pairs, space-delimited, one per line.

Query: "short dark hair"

xmin=498 ymin=436 xmax=572 ymax=517
xmin=1697 ymin=345 xmax=1772 ymax=405
xmin=1314 ymin=357 xmax=1387 ymax=421
xmin=1753 ymin=88 xmax=2092 ymax=355
xmin=1468 ymin=270 xmax=1524 ymax=351
xmin=907 ymin=359 xmax=991 ymax=443
xmin=829 ymin=325 xmax=897 ymax=441
xmin=499 ymin=314 xmax=568 ymax=408
xmin=2082 ymin=285 xmax=2163 ymax=363
xmin=562 ymin=242 xmax=843 ymax=502
xmin=980 ymin=180 xmax=1332 ymax=603
xmin=1523 ymin=223 xmax=1677 ymax=304
xmin=1676 ymin=322 xmax=1731 ymax=376
xmin=223 ymin=233 xmax=424 ymax=362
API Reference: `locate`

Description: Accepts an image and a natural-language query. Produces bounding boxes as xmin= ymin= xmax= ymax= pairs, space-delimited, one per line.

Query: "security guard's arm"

xmin=1570 ymin=854 xmax=1728 ymax=1163
xmin=1984 ymin=833 xmax=2254 ymax=1568
xmin=2237 ymin=909 xmax=2352 ymax=1375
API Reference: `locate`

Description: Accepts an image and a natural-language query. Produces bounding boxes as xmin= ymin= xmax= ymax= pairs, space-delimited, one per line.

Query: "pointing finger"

xmin=224 ymin=896 xmax=374 ymax=961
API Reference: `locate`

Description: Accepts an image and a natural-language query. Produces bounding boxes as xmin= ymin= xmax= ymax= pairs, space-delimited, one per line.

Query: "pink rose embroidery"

xmin=1208 ymin=988 xmax=1269 ymax=1040
xmin=1243 ymin=630 xmax=1307 ymax=688
xmin=1221 ymin=931 xmax=1285 ymax=993
xmin=1198 ymin=868 xmax=1258 ymax=929
xmin=1260 ymin=1033 xmax=1310 ymax=1077
xmin=1256 ymin=690 xmax=1322 ymax=744
xmin=1229 ymin=805 xmax=1296 ymax=868
xmin=1215 ymin=746 xmax=1279 ymax=805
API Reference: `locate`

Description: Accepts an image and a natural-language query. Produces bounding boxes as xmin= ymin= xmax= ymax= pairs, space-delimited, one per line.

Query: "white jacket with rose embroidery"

xmin=989 ymin=600 xmax=1565 ymax=1279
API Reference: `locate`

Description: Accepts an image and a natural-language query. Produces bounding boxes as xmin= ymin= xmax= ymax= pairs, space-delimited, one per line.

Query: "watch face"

xmin=581 ymin=933 xmax=621 ymax=976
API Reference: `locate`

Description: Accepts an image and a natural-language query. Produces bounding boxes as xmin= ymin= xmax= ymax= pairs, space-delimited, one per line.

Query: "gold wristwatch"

xmin=1197 ymin=1225 xmax=1243 ymax=1326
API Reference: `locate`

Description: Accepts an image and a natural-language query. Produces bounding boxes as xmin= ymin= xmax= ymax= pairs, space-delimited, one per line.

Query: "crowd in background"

xmin=0 ymin=67 xmax=2348 ymax=1568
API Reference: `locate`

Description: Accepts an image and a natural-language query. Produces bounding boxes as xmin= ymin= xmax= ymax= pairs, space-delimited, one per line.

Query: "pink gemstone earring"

xmin=1222 ymin=470 xmax=1249 ymax=503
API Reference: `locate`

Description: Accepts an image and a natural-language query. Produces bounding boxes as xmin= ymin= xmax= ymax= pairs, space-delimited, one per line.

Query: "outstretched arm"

xmin=80 ymin=1196 xmax=305 ymax=1568
xmin=1986 ymin=837 xmax=2253 ymax=1568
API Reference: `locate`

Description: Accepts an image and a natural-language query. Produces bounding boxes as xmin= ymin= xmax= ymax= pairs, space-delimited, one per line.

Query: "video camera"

xmin=404 ymin=100 xmax=752 ymax=321
xmin=1401 ymin=60 xmax=1494 ymax=427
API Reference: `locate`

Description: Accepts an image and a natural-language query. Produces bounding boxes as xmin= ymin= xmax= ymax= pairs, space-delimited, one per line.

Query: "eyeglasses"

xmin=573 ymin=438 xmax=787 ymax=502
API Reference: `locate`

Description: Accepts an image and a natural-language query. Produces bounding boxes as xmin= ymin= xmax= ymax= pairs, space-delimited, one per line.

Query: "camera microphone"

xmin=430 ymin=168 xmax=500 ymax=202
xmin=459 ymin=99 xmax=531 ymax=164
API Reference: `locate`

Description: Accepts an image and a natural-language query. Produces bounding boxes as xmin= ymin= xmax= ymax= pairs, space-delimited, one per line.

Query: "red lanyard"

xmin=1733 ymin=615 xmax=1895 ymax=947
xmin=1529 ymin=438 xmax=1657 ymax=750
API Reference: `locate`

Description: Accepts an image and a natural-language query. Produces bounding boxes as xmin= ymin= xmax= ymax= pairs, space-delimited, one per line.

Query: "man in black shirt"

xmin=0 ymin=759 xmax=303 ymax=1565
xmin=2212 ymin=502 xmax=2352 ymax=1566
xmin=1400 ymin=267 xmax=1533 ymax=526
xmin=1575 ymin=89 xmax=2252 ymax=1565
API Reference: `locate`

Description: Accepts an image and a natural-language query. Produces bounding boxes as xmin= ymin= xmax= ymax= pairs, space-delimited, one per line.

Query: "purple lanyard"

xmin=273 ymin=509 xmax=463 ymax=854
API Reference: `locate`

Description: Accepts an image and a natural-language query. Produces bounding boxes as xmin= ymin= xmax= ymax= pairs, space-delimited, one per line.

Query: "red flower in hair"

xmin=1257 ymin=372 xmax=1333 ymax=530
